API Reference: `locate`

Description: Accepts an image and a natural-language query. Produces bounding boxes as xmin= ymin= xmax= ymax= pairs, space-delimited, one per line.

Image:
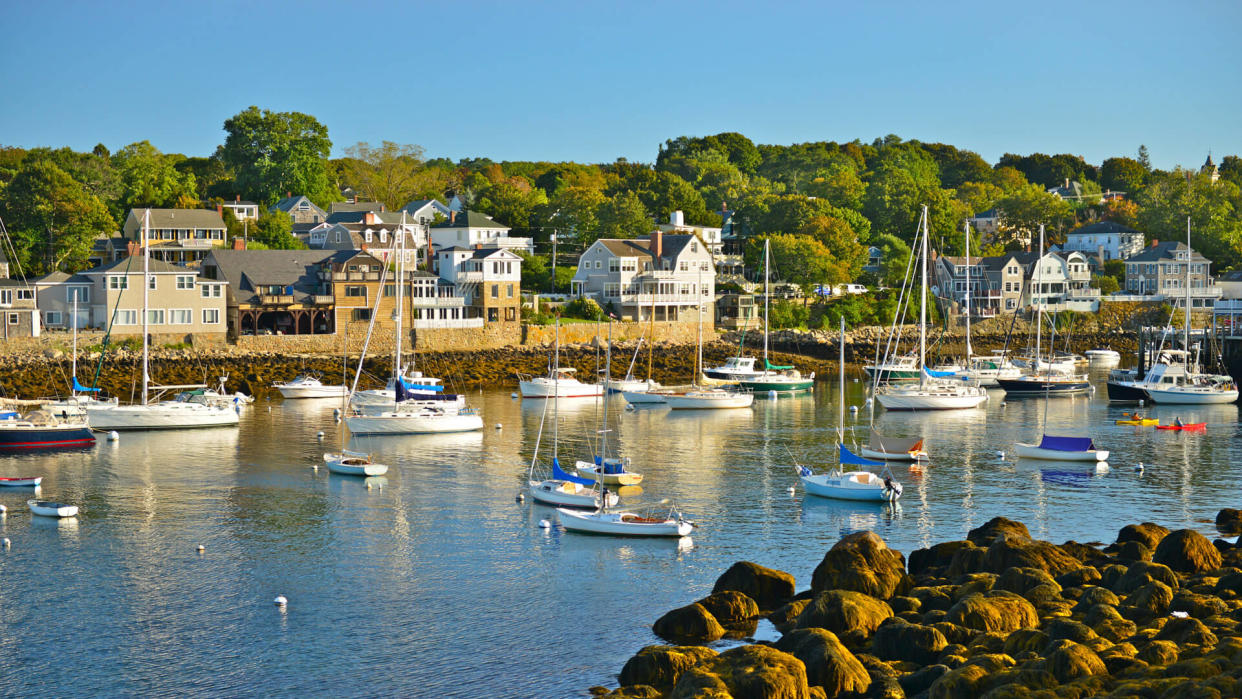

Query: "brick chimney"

xmin=216 ymin=204 xmax=223 ymax=215
xmin=449 ymin=211 xmax=456 ymax=224
xmin=126 ymin=240 xmax=140 ymax=257
xmin=364 ymin=212 xmax=377 ymax=225
xmin=287 ymin=191 xmax=292 ymax=199
xmin=650 ymin=230 xmax=663 ymax=259
xmin=232 ymin=237 xmax=246 ymax=250
xmin=235 ymin=194 xmax=240 ymax=202
xmin=1151 ymin=239 xmax=1158 ymax=247
xmin=353 ymin=195 xmax=359 ymax=204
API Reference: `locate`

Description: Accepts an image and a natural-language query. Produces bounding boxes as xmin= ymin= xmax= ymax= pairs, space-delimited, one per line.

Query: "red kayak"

xmin=1156 ymin=423 xmax=1207 ymax=431
xmin=0 ymin=476 xmax=43 ymax=487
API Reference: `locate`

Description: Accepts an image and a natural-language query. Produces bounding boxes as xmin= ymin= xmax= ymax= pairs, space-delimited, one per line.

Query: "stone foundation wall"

xmin=521 ymin=320 xmax=715 ymax=347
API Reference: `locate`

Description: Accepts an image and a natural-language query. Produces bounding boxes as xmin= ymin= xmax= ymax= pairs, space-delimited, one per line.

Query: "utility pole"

xmin=551 ymin=228 xmax=558 ymax=294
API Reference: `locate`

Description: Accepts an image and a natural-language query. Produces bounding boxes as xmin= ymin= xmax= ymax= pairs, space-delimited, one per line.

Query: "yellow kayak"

xmin=1116 ymin=418 xmax=1158 ymax=426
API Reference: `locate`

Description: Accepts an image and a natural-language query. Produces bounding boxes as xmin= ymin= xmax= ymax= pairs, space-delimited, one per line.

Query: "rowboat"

xmin=1155 ymin=422 xmax=1207 ymax=431
xmin=28 ymin=500 xmax=78 ymax=518
xmin=556 ymin=507 xmax=693 ymax=537
xmin=1015 ymin=435 xmax=1109 ymax=462
xmin=0 ymin=476 xmax=43 ymax=487
xmin=323 ymin=450 xmax=388 ymax=476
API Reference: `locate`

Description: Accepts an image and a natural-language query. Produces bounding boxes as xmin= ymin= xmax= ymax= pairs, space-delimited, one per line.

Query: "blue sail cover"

xmin=551 ymin=457 xmax=596 ymax=487
xmin=840 ymin=444 xmax=884 ymax=467
xmin=400 ymin=379 xmax=443 ymax=392
xmin=72 ymin=377 xmax=100 ymax=393
xmin=924 ymin=367 xmax=957 ymax=378
xmin=1038 ymin=435 xmax=1096 ymax=452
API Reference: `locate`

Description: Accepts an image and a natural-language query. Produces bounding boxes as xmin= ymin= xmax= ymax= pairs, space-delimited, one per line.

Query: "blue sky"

xmin=2 ymin=1 xmax=1238 ymax=170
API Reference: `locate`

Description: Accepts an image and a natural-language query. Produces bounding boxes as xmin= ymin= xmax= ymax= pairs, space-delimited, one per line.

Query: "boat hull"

xmin=800 ymin=474 xmax=900 ymax=501
xmin=621 ymin=390 xmax=666 ymax=405
xmin=738 ymin=378 xmax=814 ymax=393
xmin=664 ymin=391 xmax=755 ymax=409
xmin=1106 ymin=380 xmax=1149 ymax=402
xmin=858 ymin=447 xmax=927 ymax=462
xmin=995 ymin=379 xmax=1091 ymax=397
xmin=574 ymin=461 xmax=643 ymax=486
xmin=85 ymin=403 xmax=240 ymax=430
xmin=1143 ymin=387 xmax=1239 ymax=405
xmin=876 ymin=389 xmax=987 ymax=410
xmin=276 ymin=385 xmax=348 ymax=399
xmin=345 ymin=411 xmax=484 ymax=435
xmin=602 ymin=378 xmax=659 ymax=394
xmin=324 ymin=459 xmax=388 ymax=476
xmin=528 ymin=480 xmax=617 ymax=508
xmin=0 ymin=425 xmax=96 ymax=449
xmin=1014 ymin=443 xmax=1109 ymax=462
xmin=864 ymin=367 xmax=921 ymax=383
xmin=0 ymin=476 xmax=43 ymax=486
xmin=556 ymin=508 xmax=692 ymax=537
xmin=28 ymin=500 xmax=78 ymax=517
xmin=518 ymin=379 xmax=603 ymax=399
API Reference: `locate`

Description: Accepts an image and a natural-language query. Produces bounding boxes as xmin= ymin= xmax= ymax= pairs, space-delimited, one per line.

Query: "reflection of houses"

xmin=430 ymin=210 xmax=531 ymax=255
xmin=201 ymin=249 xmax=337 ymax=338
xmin=437 ymin=247 xmax=524 ymax=324
xmin=1124 ymin=241 xmax=1221 ymax=309
xmin=571 ymin=231 xmax=715 ymax=322
xmin=35 ymin=256 xmax=228 ymax=339
xmin=121 ymin=208 xmax=228 ymax=266
xmin=1060 ymin=221 xmax=1144 ymax=261
xmin=715 ymin=293 xmax=758 ymax=330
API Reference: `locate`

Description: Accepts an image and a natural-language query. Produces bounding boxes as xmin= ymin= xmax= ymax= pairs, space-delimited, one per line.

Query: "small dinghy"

xmin=323 ymin=450 xmax=388 ymax=476
xmin=28 ymin=500 xmax=78 ymax=518
xmin=1015 ymin=435 xmax=1109 ymax=462
xmin=557 ymin=506 xmax=693 ymax=537
xmin=0 ymin=476 xmax=43 ymax=487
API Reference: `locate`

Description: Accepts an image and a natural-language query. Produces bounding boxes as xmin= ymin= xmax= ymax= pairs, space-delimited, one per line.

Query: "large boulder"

xmin=1153 ymin=529 xmax=1223 ymax=574
xmin=1045 ymin=639 xmax=1107 ymax=683
xmin=869 ymin=617 xmax=948 ymax=665
xmin=619 ymin=645 xmax=719 ymax=691
xmin=1113 ymin=561 xmax=1180 ymax=594
xmin=697 ymin=591 xmax=760 ymax=636
xmin=981 ymin=535 xmax=1082 ymax=576
xmin=670 ymin=644 xmax=810 ymax=699
xmin=653 ymin=602 xmax=726 ymax=644
xmin=995 ymin=566 xmax=1062 ymax=599
xmin=1124 ymin=580 xmax=1174 ymax=618
xmin=1216 ymin=509 xmax=1242 ymax=535
xmin=768 ymin=599 xmax=811 ymax=634
xmin=1157 ymin=617 xmax=1219 ymax=647
xmin=967 ymin=517 xmax=1031 ymax=546
xmin=713 ymin=562 xmax=796 ymax=611
xmin=794 ymin=590 xmax=893 ymax=646
xmin=1116 ymin=522 xmax=1171 ymax=550
xmin=927 ymin=655 xmax=1012 ymax=699
xmin=810 ymin=531 xmax=911 ymax=600
xmin=774 ymin=628 xmax=870 ymax=697
xmin=909 ymin=541 xmax=976 ymax=577
xmin=1137 ymin=639 xmax=1180 ymax=666
xmin=898 ymin=664 xmax=949 ymax=696
xmin=945 ymin=591 xmax=1039 ymax=633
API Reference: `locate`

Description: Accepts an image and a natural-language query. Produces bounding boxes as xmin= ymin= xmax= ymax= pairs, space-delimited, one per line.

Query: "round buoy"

xmin=511 ymin=392 xmax=518 ymax=399
xmin=267 ymin=406 xmax=272 ymax=412
xmin=538 ymin=519 xmax=551 ymax=529
xmin=516 ymin=493 xmax=525 ymax=503
xmin=1135 ymin=462 xmax=1144 ymax=472
xmin=494 ymin=423 xmax=502 ymax=430
xmin=2 ymin=538 xmax=9 ymax=548
xmin=1138 ymin=399 xmax=1145 ymax=407
xmin=787 ymin=486 xmax=796 ymax=495
xmin=768 ymin=390 xmax=778 ymax=399
xmin=0 ymin=504 xmax=6 ymax=514
xmin=333 ymin=408 xmax=341 ymax=418
xmin=995 ymin=450 xmax=1005 ymax=458
xmin=196 ymin=545 xmax=205 ymax=553
xmin=849 ymin=405 xmax=858 ymax=413
xmin=316 ymin=431 xmax=325 ymax=439
xmin=107 ymin=430 xmax=120 ymax=442
xmin=625 ymin=403 xmax=635 ymax=411
xmin=274 ymin=595 xmax=287 ymax=607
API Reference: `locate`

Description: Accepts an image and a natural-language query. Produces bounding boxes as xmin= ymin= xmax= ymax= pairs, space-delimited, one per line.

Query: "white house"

xmin=437 ymin=246 xmax=523 ymax=324
xmin=400 ymin=199 xmax=452 ymax=225
xmin=429 ymin=211 xmax=533 ymax=255
xmin=656 ymin=210 xmax=723 ymax=255
xmin=222 ymin=197 xmax=260 ymax=221
xmin=571 ymin=231 xmax=715 ymax=322
xmin=1020 ymin=250 xmax=1099 ymax=311
xmin=1061 ymin=221 xmax=1144 ymax=261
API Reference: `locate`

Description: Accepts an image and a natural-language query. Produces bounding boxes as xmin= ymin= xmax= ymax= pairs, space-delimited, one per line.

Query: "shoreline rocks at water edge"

xmin=591 ymin=513 xmax=1242 ymax=698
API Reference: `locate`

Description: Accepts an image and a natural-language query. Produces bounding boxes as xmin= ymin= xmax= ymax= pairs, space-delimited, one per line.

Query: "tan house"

xmin=0 ymin=249 xmax=40 ymax=338
xmin=122 ymin=208 xmax=228 ymax=266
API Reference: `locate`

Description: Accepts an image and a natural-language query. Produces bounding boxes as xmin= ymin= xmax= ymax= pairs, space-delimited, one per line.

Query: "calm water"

xmin=1 ymin=370 xmax=1239 ymax=698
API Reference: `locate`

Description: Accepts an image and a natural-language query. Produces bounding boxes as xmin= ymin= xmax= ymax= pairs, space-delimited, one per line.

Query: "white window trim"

xmin=169 ymin=308 xmax=193 ymax=324
xmin=176 ymin=275 xmax=195 ymax=290
xmin=45 ymin=311 xmax=63 ymax=326
xmin=146 ymin=309 xmax=165 ymax=325
xmin=116 ymin=309 xmax=138 ymax=325
xmin=202 ymin=308 xmax=220 ymax=324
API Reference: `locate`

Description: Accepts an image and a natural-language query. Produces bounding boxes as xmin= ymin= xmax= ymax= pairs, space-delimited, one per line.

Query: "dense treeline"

xmin=2 ymin=106 xmax=1242 ymax=289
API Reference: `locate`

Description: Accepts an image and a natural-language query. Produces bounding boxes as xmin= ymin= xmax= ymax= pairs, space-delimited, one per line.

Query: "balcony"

xmin=310 ymin=294 xmax=334 ymax=305
xmin=616 ymin=293 xmax=703 ymax=305
xmin=176 ymin=239 xmax=218 ymax=249
xmin=259 ymin=294 xmax=294 ymax=306
xmin=454 ymin=270 xmax=484 ymax=283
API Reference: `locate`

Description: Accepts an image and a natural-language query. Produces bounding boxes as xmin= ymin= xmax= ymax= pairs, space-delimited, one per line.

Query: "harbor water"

xmin=1 ymin=373 xmax=1239 ymax=697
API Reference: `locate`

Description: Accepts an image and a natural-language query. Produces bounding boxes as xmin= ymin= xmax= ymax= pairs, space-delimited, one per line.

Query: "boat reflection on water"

xmin=799 ymin=495 xmax=903 ymax=535
xmin=30 ymin=513 xmax=80 ymax=537
xmin=1014 ymin=458 xmax=1111 ymax=487
xmin=348 ymin=430 xmax=484 ymax=460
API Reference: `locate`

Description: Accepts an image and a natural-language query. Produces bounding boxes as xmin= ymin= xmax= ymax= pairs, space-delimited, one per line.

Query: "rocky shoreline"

xmin=592 ymin=513 xmax=1242 ymax=698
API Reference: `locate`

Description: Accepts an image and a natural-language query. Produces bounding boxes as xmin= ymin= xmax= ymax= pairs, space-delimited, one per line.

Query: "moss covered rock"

xmin=910 ymin=540 xmax=977 ymax=577
xmin=1056 ymin=566 xmax=1103 ymax=588
xmin=870 ymin=616 xmax=949 ymax=664
xmin=794 ymin=590 xmax=893 ymax=646
xmin=810 ymin=531 xmax=911 ymax=600
xmin=946 ymin=591 xmax=1039 ymax=633
xmin=1113 ymin=561 xmax=1180 ymax=594
xmin=619 ymin=645 xmax=719 ymax=691
xmin=1125 ymin=580 xmax=1175 ymax=618
xmin=1216 ymin=509 xmax=1242 ymax=536
xmin=1116 ymin=522 xmax=1171 ymax=550
xmin=1157 ymin=616 xmax=1219 ymax=647
xmin=911 ymin=585 xmax=956 ymax=613
xmin=773 ymin=628 xmax=870 ymax=697
xmin=996 ymin=567 xmax=1062 ymax=598
xmin=967 ymin=517 xmax=1032 ymax=546
xmin=1171 ymin=590 xmax=1230 ymax=619
xmin=654 ymin=602 xmax=726 ymax=644
xmin=1154 ymin=529 xmax=1224 ymax=574
xmin=1044 ymin=639 xmax=1107 ymax=683
xmin=1137 ymin=639 xmax=1180 ymax=666
xmin=697 ymin=590 xmax=760 ymax=636
xmin=768 ymin=599 xmax=811 ymax=634
xmin=603 ymin=685 xmax=663 ymax=699
xmin=670 ymin=644 xmax=810 ymax=699
xmin=712 ymin=561 xmax=796 ymax=612
xmin=982 ymin=536 xmax=1082 ymax=576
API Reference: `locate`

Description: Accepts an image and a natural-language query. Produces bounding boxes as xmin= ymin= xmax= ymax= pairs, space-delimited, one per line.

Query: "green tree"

xmin=871 ymin=232 xmax=913 ymax=287
xmin=1135 ymin=170 xmax=1242 ymax=271
xmin=1091 ymin=274 xmax=1120 ymax=295
xmin=542 ymin=185 xmax=605 ymax=243
xmin=515 ymin=251 xmax=551 ymax=291
xmin=747 ymin=234 xmax=838 ymax=295
xmin=473 ymin=178 xmax=548 ymax=230
xmin=221 ymin=106 xmax=336 ymax=206
xmin=250 ymin=211 xmax=303 ymax=249
xmin=595 ymin=191 xmax=650 ymax=240
xmin=995 ymin=183 xmax=1074 ymax=244
xmin=1 ymin=159 xmax=115 ymax=274
xmin=341 ymin=141 xmax=427 ymax=210
xmin=1099 ymin=157 xmax=1148 ymax=194
xmin=805 ymin=164 xmax=865 ymax=210
xmin=176 ymin=154 xmax=231 ymax=200
xmin=796 ymin=215 xmax=867 ymax=283
xmin=955 ymin=181 xmax=1005 ymax=214
xmin=113 ymin=140 xmax=198 ymax=209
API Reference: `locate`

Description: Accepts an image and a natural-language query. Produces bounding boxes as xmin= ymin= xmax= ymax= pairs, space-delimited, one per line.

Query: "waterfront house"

xmin=0 ymin=254 xmax=40 ymax=338
xmin=1060 ymin=221 xmax=1144 ymax=261
xmin=968 ymin=208 xmax=1001 ymax=240
xmin=437 ymin=247 xmax=523 ymax=324
xmin=715 ymin=293 xmax=759 ymax=330
xmin=316 ymin=211 xmax=426 ymax=268
xmin=121 ymin=208 xmax=228 ymax=266
xmin=1016 ymin=250 xmax=1099 ymax=311
xmin=221 ymin=196 xmax=259 ymax=221
xmin=934 ymin=254 xmax=1018 ymax=317
xmin=400 ymin=199 xmax=452 ymax=225
xmin=270 ymin=195 xmax=328 ymax=224
xmin=36 ymin=256 xmax=228 ymax=341
xmin=200 ymin=249 xmax=336 ymax=339
xmin=1124 ymin=240 xmax=1221 ymax=309
xmin=571 ymin=231 xmax=715 ymax=322
xmin=657 ymin=210 xmax=723 ymax=256
xmin=328 ymin=250 xmax=480 ymax=334
xmin=429 ymin=210 xmax=532 ymax=255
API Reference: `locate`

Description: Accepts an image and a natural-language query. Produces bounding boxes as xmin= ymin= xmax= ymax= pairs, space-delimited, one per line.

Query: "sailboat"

xmin=795 ymin=318 xmax=902 ymax=501
xmin=325 ymin=323 xmax=388 ymax=476
xmin=953 ymin=223 xmax=1022 ymax=386
xmin=344 ymin=219 xmax=483 ymax=435
xmin=994 ymin=225 xmax=1090 ymax=397
xmin=42 ymin=296 xmax=119 ymax=417
xmin=1142 ymin=217 xmax=1238 ymax=405
xmin=735 ymin=238 xmax=815 ymax=393
xmin=576 ymin=321 xmax=644 ymax=486
xmin=528 ymin=319 xmax=620 ymax=509
xmin=1014 ymin=319 xmax=1109 ymax=463
xmin=876 ymin=207 xmax=988 ymax=410
xmin=86 ymin=210 xmax=240 ymax=430
xmin=662 ymin=269 xmax=754 ymax=409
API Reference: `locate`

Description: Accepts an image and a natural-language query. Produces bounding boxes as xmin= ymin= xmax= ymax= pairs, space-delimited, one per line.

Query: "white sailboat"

xmin=662 ymin=269 xmax=755 ymax=409
xmin=795 ymin=318 xmax=902 ymax=502
xmin=736 ymin=239 xmax=815 ymax=393
xmin=86 ymin=210 xmax=240 ymax=430
xmin=325 ymin=312 xmax=388 ymax=475
xmin=575 ymin=322 xmax=644 ymax=486
xmin=953 ymin=223 xmax=1022 ymax=386
xmin=876 ymin=207 xmax=987 ymax=411
xmin=42 ymin=296 xmax=118 ymax=417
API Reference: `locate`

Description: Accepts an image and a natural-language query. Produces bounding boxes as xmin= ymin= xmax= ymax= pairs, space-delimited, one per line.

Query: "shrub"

xmin=562 ymin=297 xmax=604 ymax=321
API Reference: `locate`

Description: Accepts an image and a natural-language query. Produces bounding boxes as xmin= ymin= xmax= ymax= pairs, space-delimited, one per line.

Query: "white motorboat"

xmin=1142 ymin=365 xmax=1238 ymax=404
xmin=323 ymin=450 xmax=388 ymax=476
xmin=28 ymin=500 xmax=78 ymax=518
xmin=518 ymin=368 xmax=604 ymax=398
xmin=864 ymin=355 xmax=922 ymax=383
xmin=274 ymin=374 xmax=348 ymax=399
xmin=557 ymin=507 xmax=693 ymax=537
xmin=621 ymin=389 xmax=667 ymax=405
xmin=0 ymin=410 xmax=96 ymax=449
xmin=701 ymin=356 xmax=766 ymax=383
xmin=664 ymin=388 xmax=754 ymax=410
xmin=346 ymin=405 xmax=484 ymax=435
xmin=86 ymin=400 xmax=240 ymax=430
xmin=1014 ymin=435 xmax=1109 ymax=462
xmin=1085 ymin=349 xmax=1121 ymax=365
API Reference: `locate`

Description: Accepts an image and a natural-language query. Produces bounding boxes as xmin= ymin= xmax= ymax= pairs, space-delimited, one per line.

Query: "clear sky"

xmin=1 ymin=0 xmax=1238 ymax=170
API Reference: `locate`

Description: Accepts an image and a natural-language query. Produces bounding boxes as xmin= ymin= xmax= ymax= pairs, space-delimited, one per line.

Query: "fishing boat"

xmin=85 ymin=211 xmax=240 ymax=431
xmin=876 ymin=209 xmax=987 ymax=411
xmin=557 ymin=505 xmax=693 ymax=537
xmin=1014 ymin=435 xmax=1109 ymax=462
xmin=736 ymin=239 xmax=814 ymax=393
xmin=1107 ymin=339 xmax=1187 ymax=402
xmin=323 ymin=450 xmax=388 ymax=476
xmin=0 ymin=476 xmax=43 ymax=487
xmin=28 ymin=500 xmax=78 ymax=518
xmin=274 ymin=374 xmax=348 ymax=399
xmin=0 ymin=411 xmax=95 ymax=449
xmin=795 ymin=318 xmax=903 ymax=502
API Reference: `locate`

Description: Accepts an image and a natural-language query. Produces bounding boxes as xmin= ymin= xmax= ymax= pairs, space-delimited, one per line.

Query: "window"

xmin=201 ymin=284 xmax=222 ymax=298
xmin=334 ymin=231 xmax=342 ymax=243
xmin=491 ymin=284 xmax=498 ymax=298
xmin=148 ymin=276 xmax=157 ymax=290
xmin=679 ymin=261 xmax=688 ymax=271
xmin=608 ymin=259 xmax=620 ymax=272
xmin=379 ymin=230 xmax=387 ymax=243
xmin=109 ymin=276 xmax=128 ymax=290
xmin=384 ymin=284 xmax=396 ymax=297
xmin=352 ymin=309 xmax=371 ymax=321
xmin=345 ymin=286 xmax=366 ymax=297
xmin=203 ymin=308 xmax=220 ymax=324
xmin=505 ymin=307 xmax=516 ymax=321
xmin=0 ymin=290 xmax=9 ymax=305
xmin=16 ymin=289 xmax=33 ymax=301
xmin=68 ymin=287 xmax=89 ymax=303
xmin=147 ymin=309 xmax=165 ymax=325
xmin=169 ymin=309 xmax=192 ymax=324
xmin=116 ymin=309 xmax=138 ymax=325
xmin=701 ymin=261 xmax=709 ymax=271
xmin=691 ymin=241 xmax=697 ymax=253
xmin=365 ymin=230 xmax=373 ymax=243
xmin=507 ymin=284 xmax=514 ymax=298
xmin=7 ymin=313 xmax=17 ymax=325
xmin=580 ymin=260 xmax=588 ymax=269
xmin=488 ymin=308 xmax=499 ymax=322
xmin=594 ymin=260 xmax=601 ymax=269
xmin=176 ymin=275 xmax=194 ymax=290
xmin=45 ymin=311 xmax=63 ymax=326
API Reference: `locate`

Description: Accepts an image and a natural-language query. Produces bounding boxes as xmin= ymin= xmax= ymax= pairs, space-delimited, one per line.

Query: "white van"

xmin=835 ymin=284 xmax=868 ymax=295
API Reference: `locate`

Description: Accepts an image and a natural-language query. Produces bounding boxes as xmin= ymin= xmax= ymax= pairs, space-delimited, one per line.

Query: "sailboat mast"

xmin=602 ymin=320 xmax=611 ymax=459
xmin=763 ymin=238 xmax=770 ymax=367
xmin=696 ymin=267 xmax=703 ymax=381
xmin=1036 ymin=224 xmax=1044 ymax=378
xmin=1185 ymin=216 xmax=1192 ymax=358
xmin=553 ymin=319 xmax=559 ymax=461
xmin=647 ymin=283 xmax=655 ymax=380
xmin=394 ymin=212 xmax=407 ymax=388
xmin=141 ymin=209 xmax=150 ymax=406
xmin=919 ymin=206 xmax=928 ymax=389
xmin=964 ymin=222 xmax=972 ymax=359
xmin=839 ymin=316 xmax=845 ymax=442
xmin=71 ymin=295 xmax=78 ymax=393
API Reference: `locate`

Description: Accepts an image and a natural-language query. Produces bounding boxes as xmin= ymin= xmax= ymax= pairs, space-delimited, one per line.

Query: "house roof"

xmin=203 ymin=249 xmax=342 ymax=305
xmin=471 ymin=247 xmax=522 ymax=260
xmin=223 ymin=200 xmax=258 ymax=206
xmin=400 ymin=199 xmax=450 ymax=217
xmin=431 ymin=210 xmax=509 ymax=230
xmin=1127 ymin=241 xmax=1209 ymax=264
xmin=271 ymin=195 xmax=328 ymax=216
xmin=328 ymin=201 xmax=385 ymax=214
xmin=1067 ymin=221 xmax=1141 ymax=237
xmin=81 ymin=256 xmax=189 ymax=275
xmin=34 ymin=271 xmax=91 ymax=285
xmin=1220 ymin=270 xmax=1242 ymax=282
xmin=972 ymin=208 xmax=999 ymax=219
xmin=126 ymin=208 xmax=225 ymax=230
xmin=325 ymin=210 xmax=411 ymax=225
xmin=593 ymin=234 xmax=703 ymax=264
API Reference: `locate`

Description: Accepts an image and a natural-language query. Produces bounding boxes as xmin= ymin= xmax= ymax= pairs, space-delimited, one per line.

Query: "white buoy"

xmin=1000 ymin=401 xmax=1007 ymax=407
xmin=495 ymin=423 xmax=503 ymax=430
xmin=768 ymin=390 xmax=778 ymax=399
xmin=625 ymin=403 xmax=636 ymax=411
xmin=516 ymin=493 xmax=525 ymax=503
xmin=995 ymin=451 xmax=1005 ymax=458
xmin=366 ymin=481 xmax=373 ymax=490
xmin=107 ymin=430 xmax=120 ymax=442
xmin=2 ymin=538 xmax=9 ymax=548
xmin=316 ymin=430 xmax=325 ymax=439
xmin=849 ymin=405 xmax=859 ymax=414
xmin=274 ymin=595 xmax=287 ymax=607
xmin=0 ymin=504 xmax=6 ymax=514
xmin=538 ymin=519 xmax=551 ymax=529
xmin=852 ymin=377 xmax=859 ymax=383
xmin=1139 ymin=399 xmax=1145 ymax=407
xmin=787 ymin=486 xmax=796 ymax=494
xmin=196 ymin=545 xmax=205 ymax=553
xmin=267 ymin=406 xmax=272 ymax=412
xmin=511 ymin=392 xmax=518 ymax=399
xmin=1135 ymin=462 xmax=1144 ymax=472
